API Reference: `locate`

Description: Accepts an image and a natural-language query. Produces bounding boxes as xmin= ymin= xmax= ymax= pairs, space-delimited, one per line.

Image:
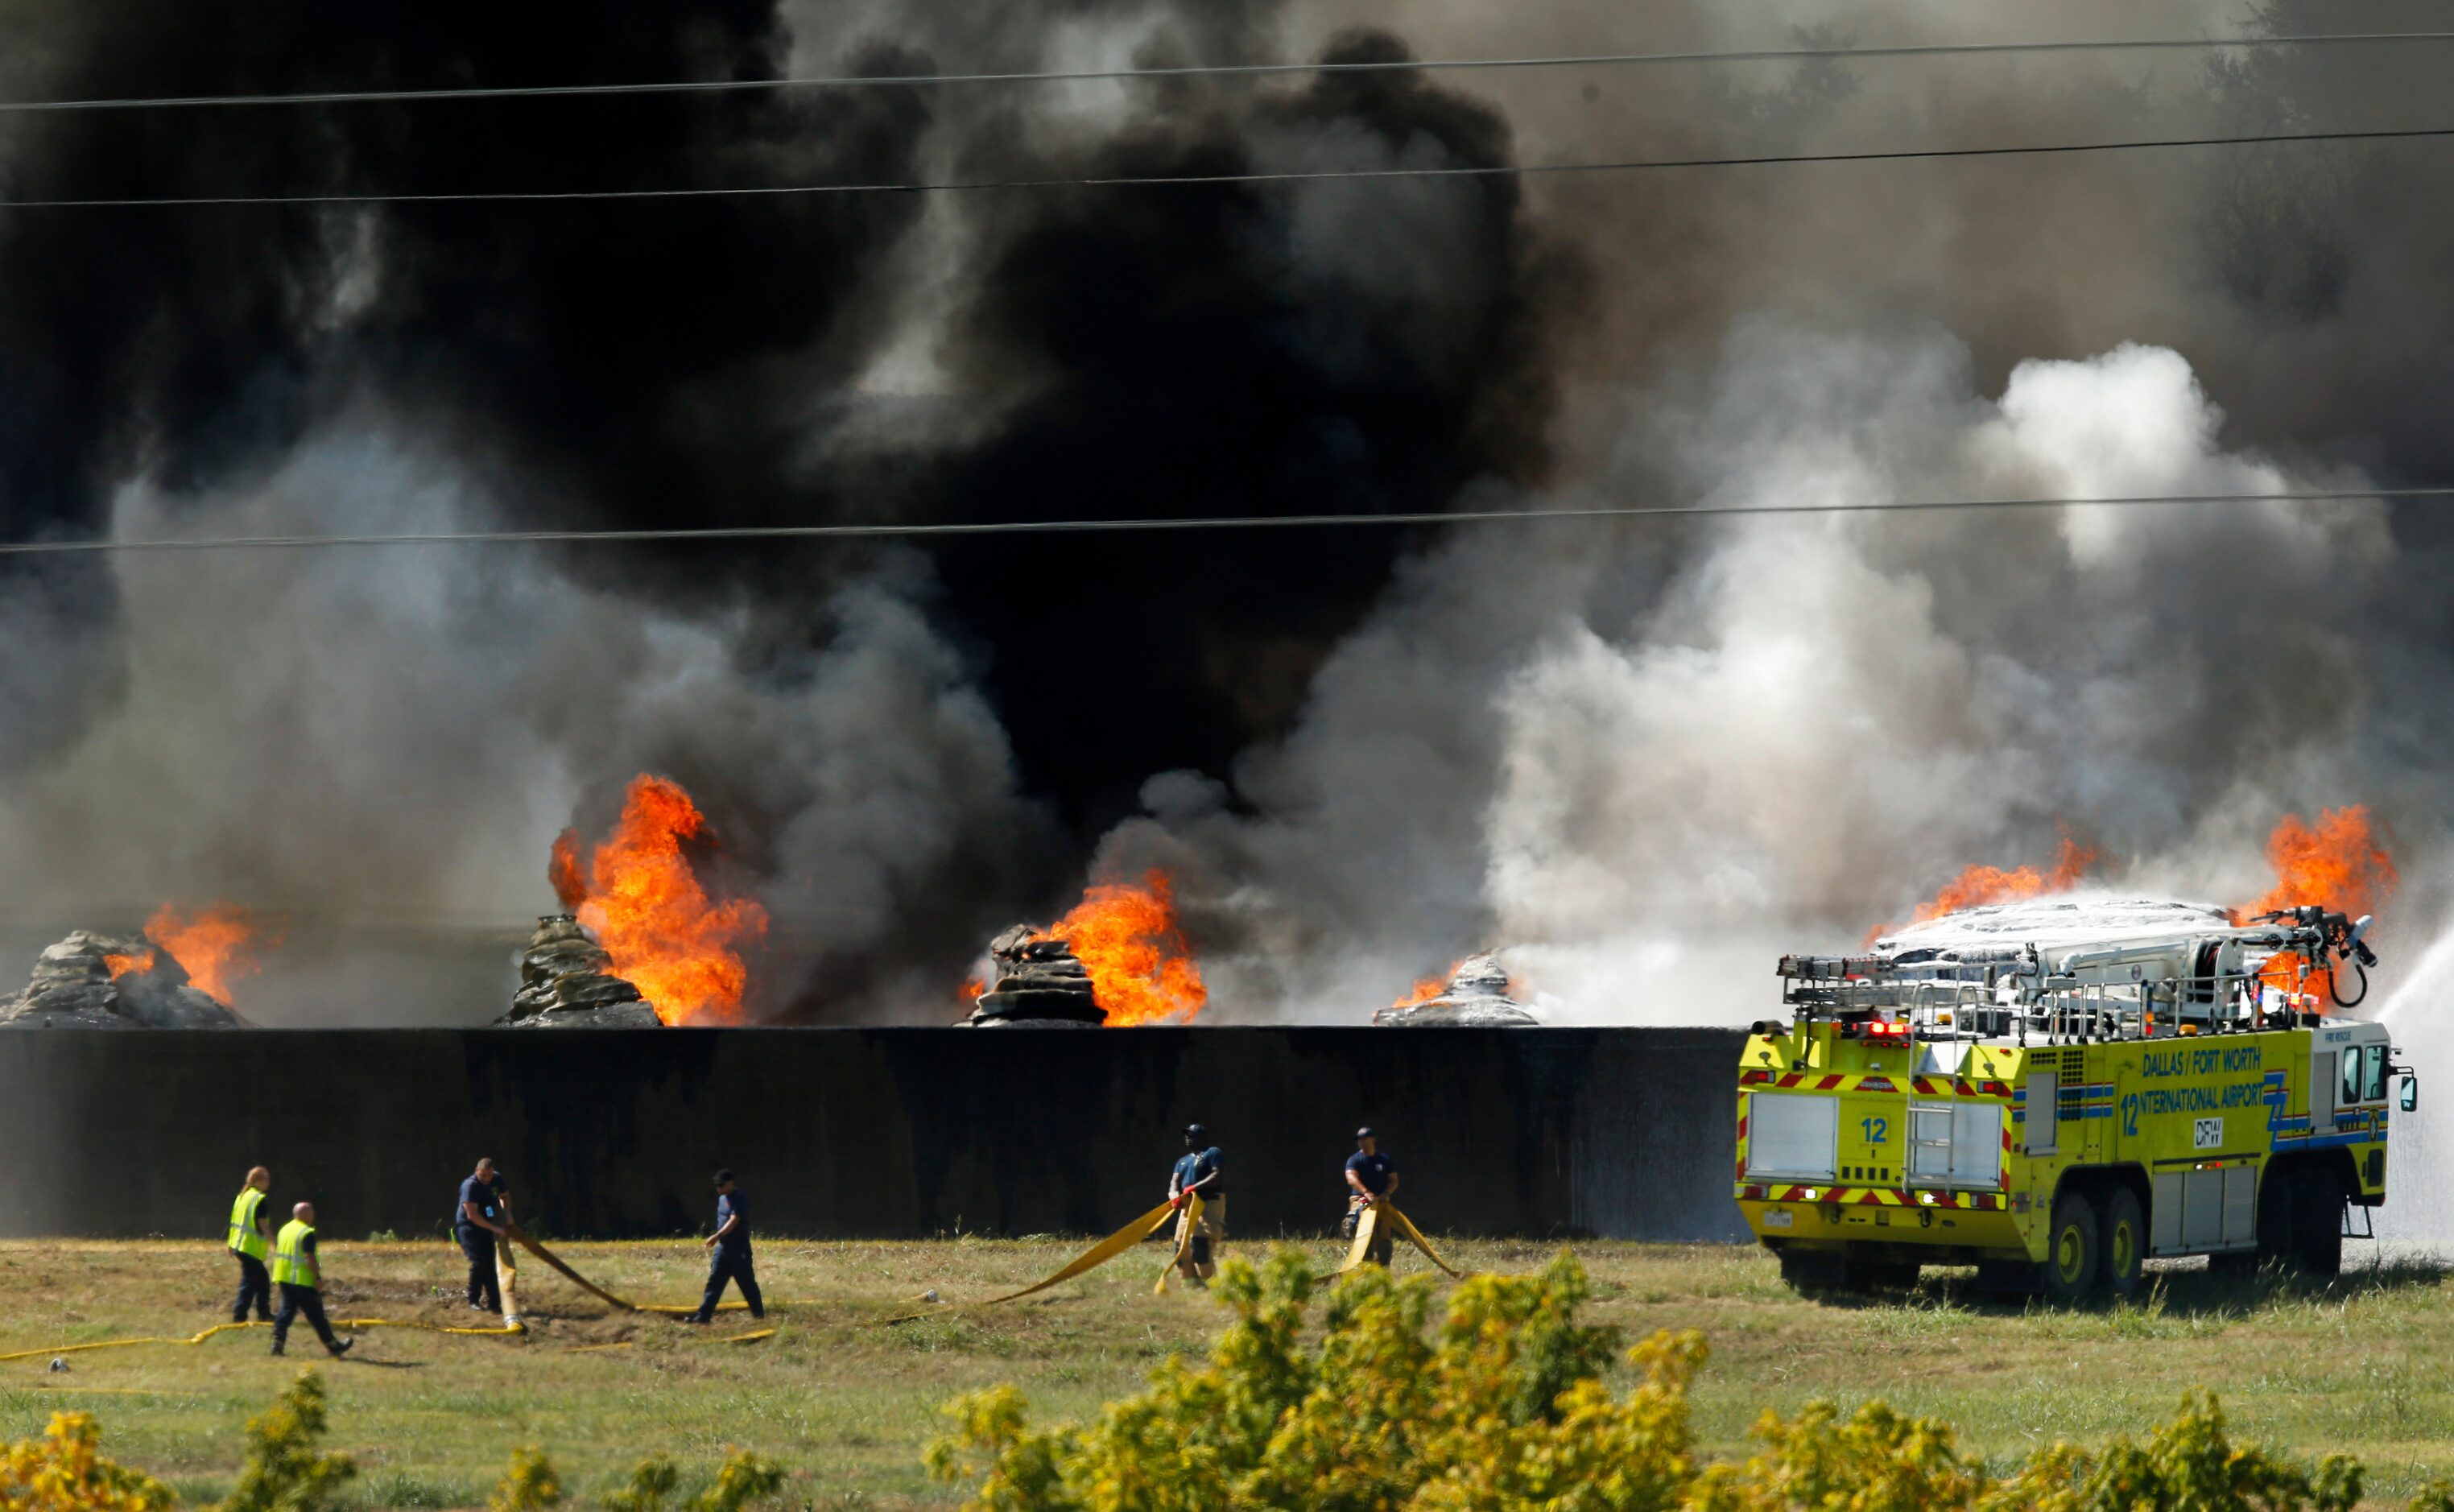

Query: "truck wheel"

xmin=1845 ymin=1259 xmax=1920 ymax=1291
xmin=1777 ymin=1250 xmax=1845 ymax=1293
xmin=2253 ymin=1159 xmax=2297 ymax=1266
xmin=2098 ymin=1188 xmax=2145 ymax=1298
xmin=2043 ymin=1190 xmax=2100 ymax=1303
xmin=2291 ymin=1162 xmax=2343 ymax=1278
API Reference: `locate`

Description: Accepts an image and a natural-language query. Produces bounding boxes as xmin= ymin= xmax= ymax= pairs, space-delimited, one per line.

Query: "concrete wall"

xmin=0 ymin=1028 xmax=1748 ymax=1242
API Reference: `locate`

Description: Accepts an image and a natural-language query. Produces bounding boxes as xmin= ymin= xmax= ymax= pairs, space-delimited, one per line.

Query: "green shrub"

xmin=0 ymin=1410 xmax=177 ymax=1512
xmin=214 ymin=1369 xmax=356 ymax=1512
xmin=925 ymin=1246 xmax=2383 ymax=1512
xmin=487 ymin=1448 xmax=562 ymax=1512
xmin=604 ymin=1452 xmax=784 ymax=1512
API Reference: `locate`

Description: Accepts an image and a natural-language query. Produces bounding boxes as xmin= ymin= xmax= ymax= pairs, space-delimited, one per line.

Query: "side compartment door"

xmin=1745 ymin=1093 xmax=1838 ymax=1182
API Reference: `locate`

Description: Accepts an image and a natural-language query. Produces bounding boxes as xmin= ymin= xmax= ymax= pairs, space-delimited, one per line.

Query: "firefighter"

xmin=1168 ymin=1124 xmax=1225 ymax=1287
xmin=1345 ymin=1127 xmax=1399 ymax=1267
xmin=225 ymin=1166 xmax=275 ymax=1324
xmin=268 ymin=1203 xmax=353 ymax=1357
xmin=454 ymin=1158 xmax=512 ymax=1314
xmin=685 ymin=1169 xmax=763 ymax=1324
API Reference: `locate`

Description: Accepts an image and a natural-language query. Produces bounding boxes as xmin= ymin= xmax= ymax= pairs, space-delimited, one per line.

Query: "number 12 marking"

xmin=1861 ymin=1116 xmax=1890 ymax=1144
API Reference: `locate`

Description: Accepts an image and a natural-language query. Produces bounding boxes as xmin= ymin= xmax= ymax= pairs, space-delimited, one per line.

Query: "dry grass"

xmin=2 ymin=1237 xmax=2448 ymax=1507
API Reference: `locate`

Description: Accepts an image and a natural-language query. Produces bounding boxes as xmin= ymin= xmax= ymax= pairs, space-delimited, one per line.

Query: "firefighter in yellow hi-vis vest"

xmin=269 ymin=1204 xmax=353 ymax=1357
xmin=225 ymin=1167 xmax=275 ymax=1324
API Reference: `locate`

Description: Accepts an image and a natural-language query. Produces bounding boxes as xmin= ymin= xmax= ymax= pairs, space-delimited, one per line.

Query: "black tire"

xmin=1844 ymin=1259 xmax=1920 ymax=1291
xmin=2099 ymin=1187 xmax=2146 ymax=1298
xmin=2292 ymin=1161 xmax=2344 ymax=1278
xmin=2253 ymin=1159 xmax=2298 ymax=1266
xmin=2043 ymin=1189 xmax=2100 ymax=1303
xmin=1777 ymin=1249 xmax=1843 ymax=1293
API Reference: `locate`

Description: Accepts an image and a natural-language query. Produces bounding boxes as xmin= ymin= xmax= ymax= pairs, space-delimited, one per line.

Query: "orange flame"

xmin=144 ymin=904 xmax=264 ymax=1004
xmin=1041 ymin=870 xmax=1206 ymax=1027
xmin=553 ymin=775 xmax=769 ymax=1026
xmin=1393 ymin=973 xmax=1448 ymax=1010
xmin=960 ymin=976 xmax=986 ymax=1005
xmin=1912 ymin=832 xmax=2098 ymax=923
xmin=2241 ymin=807 xmax=2397 ymax=1008
xmin=2243 ymin=806 xmax=2397 ymax=920
xmin=1869 ymin=828 xmax=2097 ymax=942
xmin=101 ymin=948 xmax=156 ymax=981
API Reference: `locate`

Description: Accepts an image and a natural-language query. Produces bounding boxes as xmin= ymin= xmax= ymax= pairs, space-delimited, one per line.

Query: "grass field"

xmin=2 ymin=1236 xmax=2451 ymax=1507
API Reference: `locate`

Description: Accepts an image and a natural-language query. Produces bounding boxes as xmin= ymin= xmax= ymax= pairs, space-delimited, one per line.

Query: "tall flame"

xmin=552 ymin=775 xmax=769 ymax=1026
xmin=2241 ymin=807 xmax=2397 ymax=1007
xmin=2243 ymin=806 xmax=2397 ymax=920
xmin=144 ymin=904 xmax=264 ymax=1004
xmin=1043 ymin=871 xmax=1206 ymax=1027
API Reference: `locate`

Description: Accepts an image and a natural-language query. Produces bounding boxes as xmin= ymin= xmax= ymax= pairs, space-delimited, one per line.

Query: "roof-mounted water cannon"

xmin=2250 ymin=904 xmax=2380 ymax=1009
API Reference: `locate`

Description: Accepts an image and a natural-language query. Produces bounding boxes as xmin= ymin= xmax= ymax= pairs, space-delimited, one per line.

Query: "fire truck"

xmin=1734 ymin=899 xmax=2406 ymax=1297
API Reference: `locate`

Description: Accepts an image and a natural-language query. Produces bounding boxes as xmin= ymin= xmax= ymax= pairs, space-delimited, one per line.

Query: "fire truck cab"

xmin=1734 ymin=899 xmax=2400 ymax=1298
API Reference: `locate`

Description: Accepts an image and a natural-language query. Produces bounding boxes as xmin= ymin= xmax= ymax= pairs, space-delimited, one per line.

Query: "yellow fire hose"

xmin=881 ymin=1199 xmax=1182 ymax=1323
xmin=2 ymin=1230 xmax=767 ymax=1365
xmin=886 ymin=1192 xmax=1461 ymax=1325
xmin=1339 ymin=1204 xmax=1460 ymax=1278
xmin=502 ymin=1224 xmax=753 ymax=1316
xmin=1152 ymin=1195 xmax=1207 ymax=1294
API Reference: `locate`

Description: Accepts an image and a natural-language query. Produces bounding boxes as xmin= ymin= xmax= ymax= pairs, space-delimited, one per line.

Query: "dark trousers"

xmin=694 ymin=1246 xmax=762 ymax=1321
xmin=272 ymin=1283 xmax=341 ymax=1353
xmin=231 ymin=1252 xmax=272 ymax=1322
xmin=459 ymin=1228 xmax=502 ymax=1311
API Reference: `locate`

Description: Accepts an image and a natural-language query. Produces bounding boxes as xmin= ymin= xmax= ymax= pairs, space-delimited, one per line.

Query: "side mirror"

xmin=2401 ymin=1076 xmax=2419 ymax=1113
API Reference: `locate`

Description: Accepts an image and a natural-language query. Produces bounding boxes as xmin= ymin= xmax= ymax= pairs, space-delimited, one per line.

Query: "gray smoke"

xmin=6 ymin=0 xmax=2454 ymax=1028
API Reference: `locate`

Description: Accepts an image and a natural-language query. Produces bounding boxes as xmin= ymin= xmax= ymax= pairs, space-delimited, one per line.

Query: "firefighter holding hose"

xmin=1168 ymin=1124 xmax=1225 ymax=1287
xmin=454 ymin=1158 xmax=512 ymax=1315
xmin=1345 ymin=1128 xmax=1399 ymax=1267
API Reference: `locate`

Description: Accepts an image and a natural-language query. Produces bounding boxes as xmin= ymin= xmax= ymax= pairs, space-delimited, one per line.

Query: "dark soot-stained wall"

xmin=0 ymin=1028 xmax=1747 ymax=1241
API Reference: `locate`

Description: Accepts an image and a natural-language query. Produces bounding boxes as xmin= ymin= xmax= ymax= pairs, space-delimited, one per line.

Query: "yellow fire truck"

xmin=1734 ymin=901 xmax=2406 ymax=1297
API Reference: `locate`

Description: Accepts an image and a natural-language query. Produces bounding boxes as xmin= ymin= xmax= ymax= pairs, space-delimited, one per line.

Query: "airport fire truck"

xmin=1734 ymin=899 xmax=2406 ymax=1297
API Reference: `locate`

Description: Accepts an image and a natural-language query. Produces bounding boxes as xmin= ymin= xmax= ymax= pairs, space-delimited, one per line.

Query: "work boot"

xmin=468 ymin=1302 xmax=493 ymax=1312
xmin=327 ymin=1338 xmax=353 ymax=1357
xmin=269 ymin=1342 xmax=285 ymax=1357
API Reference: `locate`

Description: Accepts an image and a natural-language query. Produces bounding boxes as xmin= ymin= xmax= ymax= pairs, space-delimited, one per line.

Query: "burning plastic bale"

xmin=1374 ymin=953 xmax=1540 ymax=1027
xmin=0 ymin=932 xmax=247 ymax=1029
xmin=498 ymin=915 xmax=663 ymax=1029
xmin=964 ymin=925 xmax=1105 ymax=1027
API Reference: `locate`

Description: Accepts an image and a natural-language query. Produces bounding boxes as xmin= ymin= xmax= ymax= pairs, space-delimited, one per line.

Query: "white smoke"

xmin=1105 ymin=322 xmax=2412 ymax=1023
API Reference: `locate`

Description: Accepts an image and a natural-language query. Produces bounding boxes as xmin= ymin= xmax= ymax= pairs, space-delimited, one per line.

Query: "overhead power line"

xmin=6 ymin=122 xmax=2448 ymax=209
xmin=2 ymin=31 xmax=2450 ymax=114
xmin=4 ymin=486 xmax=2439 ymax=557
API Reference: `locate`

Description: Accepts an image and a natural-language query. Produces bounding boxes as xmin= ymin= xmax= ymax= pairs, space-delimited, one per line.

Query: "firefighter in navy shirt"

xmin=1345 ymin=1127 xmax=1399 ymax=1267
xmin=1167 ymin=1124 xmax=1225 ymax=1287
xmin=454 ymin=1158 xmax=512 ymax=1314
xmin=688 ymin=1169 xmax=764 ymax=1323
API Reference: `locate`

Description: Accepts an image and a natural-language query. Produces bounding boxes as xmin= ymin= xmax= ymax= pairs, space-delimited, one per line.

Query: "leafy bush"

xmin=924 ymin=1246 xmax=2383 ymax=1512
xmin=488 ymin=1448 xmax=562 ymax=1512
xmin=216 ymin=1369 xmax=356 ymax=1512
xmin=0 ymin=1411 xmax=176 ymax=1512
xmin=605 ymin=1452 xmax=785 ymax=1512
